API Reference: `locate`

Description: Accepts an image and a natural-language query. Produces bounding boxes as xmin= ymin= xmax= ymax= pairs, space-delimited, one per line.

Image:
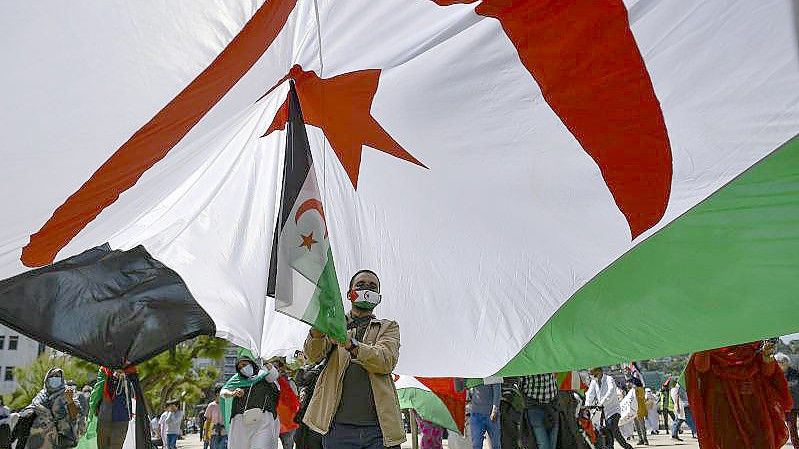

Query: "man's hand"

xmin=309 ymin=328 xmax=325 ymax=338
xmin=233 ymin=388 xmax=245 ymax=398
xmin=490 ymin=406 xmax=498 ymax=422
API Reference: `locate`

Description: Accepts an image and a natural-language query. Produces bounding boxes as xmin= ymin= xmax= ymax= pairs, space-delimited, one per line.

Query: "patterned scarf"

xmin=348 ymin=314 xmax=374 ymax=341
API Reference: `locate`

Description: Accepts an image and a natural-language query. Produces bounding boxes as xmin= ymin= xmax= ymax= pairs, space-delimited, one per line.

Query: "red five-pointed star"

xmin=299 ymin=232 xmax=318 ymax=251
xmin=263 ymin=65 xmax=426 ymax=189
xmin=433 ymin=0 xmax=673 ymax=239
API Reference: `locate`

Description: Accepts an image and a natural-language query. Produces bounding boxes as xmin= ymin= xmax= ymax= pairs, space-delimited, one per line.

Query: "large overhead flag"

xmin=267 ymin=81 xmax=347 ymax=343
xmin=0 ymin=1 xmax=798 ymax=377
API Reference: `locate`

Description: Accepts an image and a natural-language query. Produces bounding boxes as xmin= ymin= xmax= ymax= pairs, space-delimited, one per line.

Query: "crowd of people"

xmin=0 ymin=270 xmax=797 ymax=449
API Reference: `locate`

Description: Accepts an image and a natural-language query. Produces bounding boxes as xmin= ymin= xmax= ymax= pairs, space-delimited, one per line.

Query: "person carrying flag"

xmin=88 ymin=366 xmax=138 ymax=449
xmin=302 ymin=270 xmax=404 ymax=449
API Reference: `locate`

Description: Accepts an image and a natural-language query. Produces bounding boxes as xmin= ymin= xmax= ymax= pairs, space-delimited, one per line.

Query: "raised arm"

xmin=304 ymin=330 xmax=333 ymax=364
xmin=353 ymin=321 xmax=400 ymax=375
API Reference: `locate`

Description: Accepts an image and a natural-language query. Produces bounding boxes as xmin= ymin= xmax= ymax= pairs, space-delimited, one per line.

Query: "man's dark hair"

xmin=213 ymin=385 xmax=222 ymax=395
xmin=349 ymin=269 xmax=379 ymax=288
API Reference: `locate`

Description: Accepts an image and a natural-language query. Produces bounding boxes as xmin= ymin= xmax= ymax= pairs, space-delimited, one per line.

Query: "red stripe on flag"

xmin=22 ymin=0 xmax=298 ymax=267
xmin=435 ymin=0 xmax=673 ymax=238
xmin=416 ymin=377 xmax=466 ymax=433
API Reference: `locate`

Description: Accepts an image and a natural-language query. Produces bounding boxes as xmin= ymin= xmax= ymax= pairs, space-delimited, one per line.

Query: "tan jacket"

xmin=302 ymin=317 xmax=405 ymax=447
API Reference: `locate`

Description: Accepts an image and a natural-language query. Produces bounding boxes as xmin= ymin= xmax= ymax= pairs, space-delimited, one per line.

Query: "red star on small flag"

xmin=299 ymin=232 xmax=318 ymax=251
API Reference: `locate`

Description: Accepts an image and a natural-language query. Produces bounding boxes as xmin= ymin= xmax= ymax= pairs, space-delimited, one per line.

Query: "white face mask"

xmin=349 ymin=289 xmax=381 ymax=310
xmin=240 ymin=364 xmax=255 ymax=378
xmin=47 ymin=377 xmax=64 ymax=389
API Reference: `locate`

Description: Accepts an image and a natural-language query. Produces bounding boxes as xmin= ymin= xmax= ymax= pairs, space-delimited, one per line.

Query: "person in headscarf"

xmin=624 ymin=375 xmax=649 ymax=446
xmin=220 ymin=350 xmax=280 ymax=449
xmin=25 ymin=368 xmax=85 ymax=449
xmin=644 ymin=388 xmax=659 ymax=435
xmin=686 ymin=341 xmax=793 ymax=449
xmin=617 ymin=384 xmax=637 ymax=442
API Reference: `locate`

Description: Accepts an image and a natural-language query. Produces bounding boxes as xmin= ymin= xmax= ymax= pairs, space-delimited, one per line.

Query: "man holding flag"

xmin=302 ymin=270 xmax=404 ymax=449
xmin=267 ymin=80 xmax=402 ymax=448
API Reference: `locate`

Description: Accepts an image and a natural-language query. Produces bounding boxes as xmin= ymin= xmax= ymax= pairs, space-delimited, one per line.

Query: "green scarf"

xmin=220 ymin=348 xmax=269 ymax=429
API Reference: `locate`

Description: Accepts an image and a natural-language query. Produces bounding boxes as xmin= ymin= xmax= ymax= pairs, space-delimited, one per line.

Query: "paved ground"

xmin=177 ymin=430 xmax=795 ymax=449
xmin=176 ymin=430 xmax=704 ymax=449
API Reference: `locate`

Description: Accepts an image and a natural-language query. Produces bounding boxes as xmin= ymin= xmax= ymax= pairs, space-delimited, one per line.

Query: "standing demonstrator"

xmin=25 ymin=368 xmax=86 ymax=449
xmin=220 ymin=351 xmax=281 ymax=449
xmin=303 ymin=270 xmax=405 ymax=449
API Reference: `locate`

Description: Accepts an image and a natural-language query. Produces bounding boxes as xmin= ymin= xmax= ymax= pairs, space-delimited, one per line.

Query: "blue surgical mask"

xmin=240 ymin=364 xmax=255 ymax=378
xmin=46 ymin=377 xmax=63 ymax=389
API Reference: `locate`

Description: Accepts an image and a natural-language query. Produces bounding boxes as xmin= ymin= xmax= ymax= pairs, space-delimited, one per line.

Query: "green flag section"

xmin=76 ymin=419 xmax=98 ymax=449
xmin=499 ymin=135 xmax=799 ymax=376
xmin=76 ymin=368 xmax=108 ymax=449
xmin=397 ymin=387 xmax=459 ymax=433
xmin=267 ymin=82 xmax=347 ymax=342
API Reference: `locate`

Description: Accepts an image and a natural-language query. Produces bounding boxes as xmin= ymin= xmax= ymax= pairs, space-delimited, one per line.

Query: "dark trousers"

xmin=787 ymin=410 xmax=799 ymax=448
xmin=470 ymin=413 xmax=501 ymax=449
xmin=671 ymin=418 xmax=684 ymax=439
xmin=280 ymin=430 xmax=297 ymax=449
xmin=97 ymin=421 xmax=129 ymax=449
xmin=633 ymin=418 xmax=648 ymax=443
xmin=526 ymin=406 xmax=557 ymax=449
xmin=598 ymin=414 xmax=632 ymax=449
xmin=660 ymin=410 xmax=674 ymax=431
xmin=166 ymin=434 xmax=179 ymax=449
xmin=322 ymin=423 xmax=397 ymax=449
xmin=683 ymin=407 xmax=696 ymax=436
xmin=295 ymin=425 xmax=323 ymax=449
xmin=210 ymin=435 xmax=228 ymax=449
xmin=500 ymin=404 xmax=521 ymax=449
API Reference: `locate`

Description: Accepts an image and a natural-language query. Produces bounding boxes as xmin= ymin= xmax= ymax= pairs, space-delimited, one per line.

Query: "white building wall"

xmin=0 ymin=325 xmax=42 ymax=394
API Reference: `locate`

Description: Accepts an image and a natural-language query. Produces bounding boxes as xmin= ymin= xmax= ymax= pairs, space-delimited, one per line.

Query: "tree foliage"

xmin=73 ymin=335 xmax=227 ymax=414
xmin=131 ymin=336 xmax=226 ymax=414
xmin=11 ymin=336 xmax=226 ymax=415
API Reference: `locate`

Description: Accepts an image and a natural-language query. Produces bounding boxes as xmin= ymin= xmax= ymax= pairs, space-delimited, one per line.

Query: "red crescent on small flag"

xmin=294 ymin=198 xmax=328 ymax=238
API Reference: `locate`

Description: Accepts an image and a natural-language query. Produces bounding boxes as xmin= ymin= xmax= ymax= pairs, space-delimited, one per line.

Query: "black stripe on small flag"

xmin=267 ymin=81 xmax=312 ymax=297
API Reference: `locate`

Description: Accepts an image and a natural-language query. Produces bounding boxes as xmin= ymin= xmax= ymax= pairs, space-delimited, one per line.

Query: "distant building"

xmin=192 ymin=344 xmax=238 ymax=385
xmin=221 ymin=345 xmax=238 ymax=381
xmin=192 ymin=358 xmax=217 ymax=370
xmin=0 ymin=325 xmax=44 ymax=394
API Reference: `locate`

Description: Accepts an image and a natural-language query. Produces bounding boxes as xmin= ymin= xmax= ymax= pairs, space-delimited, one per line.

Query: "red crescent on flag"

xmin=295 ymin=198 xmax=328 ymax=238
